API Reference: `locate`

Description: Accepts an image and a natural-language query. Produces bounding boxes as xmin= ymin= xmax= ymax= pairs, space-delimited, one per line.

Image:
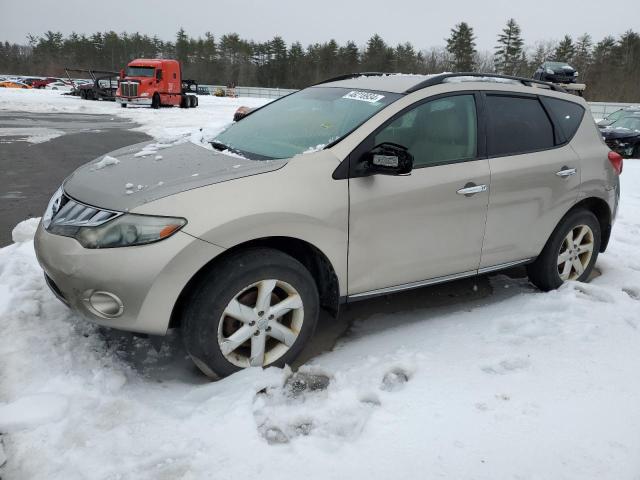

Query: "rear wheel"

xmin=151 ymin=93 xmax=160 ymax=109
xmin=182 ymin=248 xmax=319 ymax=378
xmin=180 ymin=94 xmax=188 ymax=108
xmin=527 ymin=209 xmax=601 ymax=291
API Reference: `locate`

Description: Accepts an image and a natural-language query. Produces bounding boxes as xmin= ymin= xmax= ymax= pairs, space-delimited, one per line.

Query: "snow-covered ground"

xmin=0 ymin=87 xmax=269 ymax=144
xmin=1 ymin=89 xmax=640 ymax=479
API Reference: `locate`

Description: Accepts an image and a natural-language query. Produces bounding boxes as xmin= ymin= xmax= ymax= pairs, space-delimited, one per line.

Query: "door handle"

xmin=457 ymin=183 xmax=488 ymax=196
xmin=556 ymin=167 xmax=577 ymax=177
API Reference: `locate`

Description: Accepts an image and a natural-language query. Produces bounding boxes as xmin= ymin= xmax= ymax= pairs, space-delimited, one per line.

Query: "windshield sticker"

xmin=342 ymin=91 xmax=385 ymax=103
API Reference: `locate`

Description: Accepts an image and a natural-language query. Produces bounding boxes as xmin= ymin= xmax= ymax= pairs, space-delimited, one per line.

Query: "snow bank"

xmin=10 ymin=218 xmax=40 ymax=243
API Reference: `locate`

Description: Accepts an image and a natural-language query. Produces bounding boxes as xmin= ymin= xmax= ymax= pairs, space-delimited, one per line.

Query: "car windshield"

xmin=126 ymin=66 xmax=155 ymax=77
xmin=606 ymin=109 xmax=626 ymax=122
xmin=612 ymin=116 xmax=640 ymax=131
xmin=213 ymin=87 xmax=402 ymax=159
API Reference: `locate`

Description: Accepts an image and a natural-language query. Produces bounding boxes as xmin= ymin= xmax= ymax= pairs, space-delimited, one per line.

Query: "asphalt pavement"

xmin=0 ymin=111 xmax=150 ymax=246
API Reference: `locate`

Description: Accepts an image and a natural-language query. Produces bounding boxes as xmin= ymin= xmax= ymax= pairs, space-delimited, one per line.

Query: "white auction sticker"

xmin=342 ymin=91 xmax=385 ymax=103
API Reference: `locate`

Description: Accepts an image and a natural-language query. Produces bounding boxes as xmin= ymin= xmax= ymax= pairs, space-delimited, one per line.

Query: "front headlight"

xmin=546 ymin=68 xmax=554 ymax=74
xmin=74 ymin=214 xmax=187 ymax=248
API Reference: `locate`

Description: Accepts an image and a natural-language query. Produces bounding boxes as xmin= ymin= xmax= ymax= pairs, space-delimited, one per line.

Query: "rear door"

xmin=348 ymin=92 xmax=491 ymax=296
xmin=479 ymin=93 xmax=582 ymax=269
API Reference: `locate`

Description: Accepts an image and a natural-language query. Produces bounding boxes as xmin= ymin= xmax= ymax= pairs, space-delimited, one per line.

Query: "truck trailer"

xmin=116 ymin=59 xmax=198 ymax=108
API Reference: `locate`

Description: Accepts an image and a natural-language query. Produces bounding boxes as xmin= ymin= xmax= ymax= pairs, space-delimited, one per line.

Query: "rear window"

xmin=487 ymin=95 xmax=555 ymax=157
xmin=541 ymin=97 xmax=585 ymax=140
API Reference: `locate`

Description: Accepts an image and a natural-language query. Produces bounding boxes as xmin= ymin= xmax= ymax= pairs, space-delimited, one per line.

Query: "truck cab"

xmin=116 ymin=59 xmax=198 ymax=108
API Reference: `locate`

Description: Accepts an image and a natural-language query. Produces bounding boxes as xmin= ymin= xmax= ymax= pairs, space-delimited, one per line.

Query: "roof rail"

xmin=314 ymin=72 xmax=390 ymax=86
xmin=405 ymin=72 xmax=567 ymax=93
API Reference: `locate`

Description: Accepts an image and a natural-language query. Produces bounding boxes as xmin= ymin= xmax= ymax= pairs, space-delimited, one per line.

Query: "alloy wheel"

xmin=217 ymin=279 xmax=304 ymax=368
xmin=557 ymin=224 xmax=594 ymax=281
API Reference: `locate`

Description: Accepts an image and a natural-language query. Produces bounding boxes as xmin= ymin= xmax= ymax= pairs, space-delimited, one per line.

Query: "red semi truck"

xmin=116 ymin=59 xmax=199 ymax=109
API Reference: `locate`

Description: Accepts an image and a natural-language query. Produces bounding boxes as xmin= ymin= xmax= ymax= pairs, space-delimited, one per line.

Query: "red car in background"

xmin=30 ymin=77 xmax=60 ymax=89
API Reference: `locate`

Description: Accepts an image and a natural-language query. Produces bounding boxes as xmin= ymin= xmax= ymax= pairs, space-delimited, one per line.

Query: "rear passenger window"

xmin=540 ymin=97 xmax=585 ymax=140
xmin=487 ymin=95 xmax=554 ymax=157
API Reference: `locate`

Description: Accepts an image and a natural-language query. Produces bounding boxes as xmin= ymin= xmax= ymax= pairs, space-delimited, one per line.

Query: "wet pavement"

xmin=0 ymin=112 xmax=150 ymax=246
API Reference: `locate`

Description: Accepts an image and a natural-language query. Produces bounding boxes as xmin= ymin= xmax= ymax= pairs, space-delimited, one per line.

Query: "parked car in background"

xmin=600 ymin=112 xmax=640 ymax=158
xmin=597 ymin=106 xmax=640 ymax=127
xmin=31 ymin=77 xmax=60 ymax=89
xmin=0 ymin=80 xmax=32 ymax=89
xmin=45 ymin=81 xmax=73 ymax=91
xmin=35 ymin=72 xmax=620 ymax=378
xmin=233 ymin=106 xmax=254 ymax=121
xmin=533 ymin=61 xmax=579 ymax=83
xmin=197 ymin=86 xmax=211 ymax=95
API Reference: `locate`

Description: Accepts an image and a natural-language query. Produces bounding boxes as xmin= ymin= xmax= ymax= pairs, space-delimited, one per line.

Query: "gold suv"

xmin=35 ymin=73 xmax=621 ymax=377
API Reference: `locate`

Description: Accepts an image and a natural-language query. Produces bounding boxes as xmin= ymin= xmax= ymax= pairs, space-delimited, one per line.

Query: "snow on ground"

xmin=1 ymin=88 xmax=640 ymax=478
xmin=0 ymin=87 xmax=269 ymax=145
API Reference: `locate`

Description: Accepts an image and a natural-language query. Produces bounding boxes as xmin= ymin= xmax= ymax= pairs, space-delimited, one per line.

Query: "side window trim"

xmin=538 ymin=95 xmax=585 ymax=145
xmin=482 ymin=91 xmax=559 ymax=159
xmin=336 ymin=90 xmax=483 ymax=179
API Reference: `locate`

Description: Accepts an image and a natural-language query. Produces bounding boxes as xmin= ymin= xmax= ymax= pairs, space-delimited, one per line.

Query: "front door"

xmin=347 ymin=93 xmax=490 ymax=297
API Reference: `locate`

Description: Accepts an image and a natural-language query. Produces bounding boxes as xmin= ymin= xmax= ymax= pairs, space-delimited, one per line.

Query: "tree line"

xmin=0 ymin=21 xmax=638 ymax=101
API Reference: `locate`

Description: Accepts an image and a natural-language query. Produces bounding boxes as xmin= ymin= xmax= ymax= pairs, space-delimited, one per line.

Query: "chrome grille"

xmin=120 ymin=82 xmax=138 ymax=97
xmin=45 ymin=191 xmax=121 ymax=231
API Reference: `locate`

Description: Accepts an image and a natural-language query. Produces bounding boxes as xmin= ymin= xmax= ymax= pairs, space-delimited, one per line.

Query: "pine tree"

xmin=554 ymin=35 xmax=574 ymax=62
xmin=446 ymin=22 xmax=477 ymax=71
xmin=572 ymin=34 xmax=592 ymax=79
xmin=494 ymin=18 xmax=525 ymax=75
xmin=362 ymin=34 xmax=393 ymax=72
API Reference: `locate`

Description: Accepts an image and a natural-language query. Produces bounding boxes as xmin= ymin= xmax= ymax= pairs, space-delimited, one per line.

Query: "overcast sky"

xmin=1 ymin=0 xmax=636 ymax=51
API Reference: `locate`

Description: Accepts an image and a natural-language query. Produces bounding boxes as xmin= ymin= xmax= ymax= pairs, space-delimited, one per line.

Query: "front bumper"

xmin=34 ymin=223 xmax=225 ymax=335
xmin=117 ymin=96 xmax=152 ymax=106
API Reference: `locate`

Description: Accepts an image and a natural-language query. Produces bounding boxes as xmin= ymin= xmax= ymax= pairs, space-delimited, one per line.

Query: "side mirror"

xmin=120 ymin=69 xmax=125 ymax=80
xmin=361 ymin=142 xmax=413 ymax=176
xmin=156 ymin=70 xmax=162 ymax=82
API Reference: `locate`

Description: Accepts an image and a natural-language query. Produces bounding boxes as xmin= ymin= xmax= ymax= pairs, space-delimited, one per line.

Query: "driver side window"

xmin=374 ymin=94 xmax=478 ymax=167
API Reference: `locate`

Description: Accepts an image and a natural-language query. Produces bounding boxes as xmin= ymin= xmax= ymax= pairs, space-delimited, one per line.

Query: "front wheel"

xmin=527 ymin=209 xmax=601 ymax=291
xmin=182 ymin=248 xmax=319 ymax=378
xmin=151 ymin=93 xmax=160 ymax=109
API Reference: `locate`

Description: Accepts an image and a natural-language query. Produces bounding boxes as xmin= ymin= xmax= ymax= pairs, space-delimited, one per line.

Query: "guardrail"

xmin=200 ymin=85 xmax=297 ymax=99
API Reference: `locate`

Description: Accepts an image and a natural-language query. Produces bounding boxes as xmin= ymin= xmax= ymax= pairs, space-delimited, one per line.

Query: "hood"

xmin=601 ymin=127 xmax=640 ymax=141
xmin=63 ymin=140 xmax=287 ymax=212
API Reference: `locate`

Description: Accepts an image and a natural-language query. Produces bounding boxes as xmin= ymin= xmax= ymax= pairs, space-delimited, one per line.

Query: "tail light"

xmin=608 ymin=151 xmax=623 ymax=175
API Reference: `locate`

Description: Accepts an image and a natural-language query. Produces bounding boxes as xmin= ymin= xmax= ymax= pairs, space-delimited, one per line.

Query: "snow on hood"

xmin=63 ymin=140 xmax=288 ymax=212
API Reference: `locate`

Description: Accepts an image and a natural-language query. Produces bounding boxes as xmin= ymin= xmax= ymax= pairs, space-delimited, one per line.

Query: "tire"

xmin=151 ymin=93 xmax=160 ymax=109
xmin=120 ymin=102 xmax=127 ymax=108
xmin=188 ymin=95 xmax=196 ymax=108
xmin=182 ymin=248 xmax=319 ymax=378
xmin=193 ymin=96 xmax=198 ymax=107
xmin=180 ymin=94 xmax=188 ymax=108
xmin=527 ymin=209 xmax=601 ymax=291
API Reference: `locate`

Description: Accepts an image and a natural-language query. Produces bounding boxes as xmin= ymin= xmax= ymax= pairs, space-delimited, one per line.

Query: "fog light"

xmin=87 ymin=291 xmax=124 ymax=318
